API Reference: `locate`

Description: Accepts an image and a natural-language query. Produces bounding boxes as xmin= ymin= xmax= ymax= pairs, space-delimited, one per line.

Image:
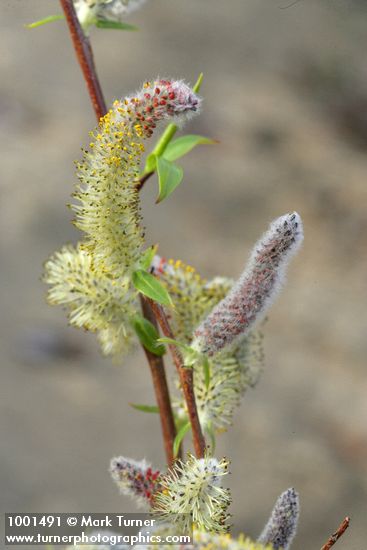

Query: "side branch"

xmin=59 ymin=0 xmax=107 ymax=120
xmin=320 ymin=517 xmax=350 ymax=550
xmin=136 ymin=170 xmax=153 ymax=191
xmin=140 ymin=297 xmax=178 ymax=465
xmin=147 ymin=299 xmax=206 ymax=459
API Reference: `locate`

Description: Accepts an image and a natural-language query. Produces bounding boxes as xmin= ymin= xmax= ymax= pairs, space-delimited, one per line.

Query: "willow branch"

xmin=59 ymin=0 xmax=107 ymax=119
xmin=140 ymin=296 xmax=178 ymax=465
xmin=59 ymin=0 xmax=177 ymax=466
xmin=147 ymin=299 xmax=206 ymax=458
xmin=320 ymin=517 xmax=350 ymax=550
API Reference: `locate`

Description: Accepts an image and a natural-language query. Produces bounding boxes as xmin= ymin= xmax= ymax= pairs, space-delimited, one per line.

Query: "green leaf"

xmin=143 ymin=153 xmax=157 ymax=175
xmin=193 ymin=72 xmax=204 ymax=93
xmin=26 ymin=14 xmax=64 ymax=28
xmin=96 ymin=20 xmax=138 ymax=31
xmin=139 ymin=245 xmax=158 ymax=271
xmin=130 ymin=403 xmax=160 ymax=414
xmin=157 ymin=338 xmax=192 ymax=354
xmin=132 ymin=315 xmax=166 ymax=356
xmin=155 ymin=156 xmax=183 ymax=203
xmin=163 ymin=135 xmax=216 ymax=163
xmin=173 ymin=421 xmax=191 ymax=458
xmin=132 ymin=270 xmax=174 ymax=307
xmin=202 ymin=356 xmax=211 ymax=390
xmin=157 ymin=338 xmax=199 ymax=367
xmin=175 ymin=415 xmax=189 ymax=432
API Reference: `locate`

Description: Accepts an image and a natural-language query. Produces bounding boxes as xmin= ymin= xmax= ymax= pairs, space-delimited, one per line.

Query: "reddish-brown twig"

xmin=320 ymin=517 xmax=350 ymax=550
xmin=59 ymin=0 xmax=107 ymax=120
xmin=58 ymin=0 xmax=178 ymax=466
xmin=140 ymin=296 xmax=178 ymax=465
xmin=136 ymin=170 xmax=154 ymax=191
xmin=147 ymin=299 xmax=206 ymax=458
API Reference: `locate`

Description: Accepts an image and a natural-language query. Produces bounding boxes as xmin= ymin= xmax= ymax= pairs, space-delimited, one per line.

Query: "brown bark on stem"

xmin=136 ymin=170 xmax=154 ymax=191
xmin=59 ymin=0 xmax=107 ymax=120
xmin=140 ymin=296 xmax=178 ymax=465
xmin=58 ymin=0 xmax=178 ymax=466
xmin=320 ymin=517 xmax=350 ymax=550
xmin=146 ymin=299 xmax=206 ymax=458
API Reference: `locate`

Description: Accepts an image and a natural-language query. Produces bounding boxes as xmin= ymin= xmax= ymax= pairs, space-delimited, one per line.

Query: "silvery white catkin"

xmin=257 ymin=488 xmax=300 ymax=550
xmin=192 ymin=212 xmax=303 ymax=356
xmin=73 ymin=0 xmax=149 ymax=33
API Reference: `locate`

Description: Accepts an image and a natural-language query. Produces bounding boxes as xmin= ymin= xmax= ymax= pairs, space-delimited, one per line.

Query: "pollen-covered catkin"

xmin=43 ymin=244 xmax=137 ymax=356
xmin=44 ymin=79 xmax=200 ymax=356
xmin=192 ymin=212 xmax=303 ymax=356
xmin=152 ymin=454 xmax=231 ymax=533
xmin=72 ymin=79 xmax=200 ymax=277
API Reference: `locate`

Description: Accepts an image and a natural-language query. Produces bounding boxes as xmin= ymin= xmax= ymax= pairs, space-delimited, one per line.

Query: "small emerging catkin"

xmin=74 ymin=0 xmax=148 ymax=34
xmin=257 ymin=488 xmax=300 ymax=550
xmin=110 ymin=456 xmax=161 ymax=508
xmin=192 ymin=212 xmax=303 ymax=356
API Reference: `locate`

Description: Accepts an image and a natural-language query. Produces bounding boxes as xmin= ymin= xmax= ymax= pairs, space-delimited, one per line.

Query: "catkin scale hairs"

xmin=192 ymin=213 xmax=303 ymax=357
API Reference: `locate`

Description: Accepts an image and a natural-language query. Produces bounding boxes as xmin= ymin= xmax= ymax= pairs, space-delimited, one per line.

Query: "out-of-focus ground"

xmin=1 ymin=0 xmax=367 ymax=548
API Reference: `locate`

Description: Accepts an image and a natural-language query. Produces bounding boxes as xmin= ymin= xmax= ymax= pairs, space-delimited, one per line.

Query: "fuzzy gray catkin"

xmin=192 ymin=212 xmax=303 ymax=356
xmin=257 ymin=488 xmax=300 ymax=550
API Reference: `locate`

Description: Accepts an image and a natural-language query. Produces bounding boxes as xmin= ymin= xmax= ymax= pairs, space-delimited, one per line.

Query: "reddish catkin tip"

xmin=192 ymin=212 xmax=304 ymax=356
xmin=110 ymin=456 xmax=161 ymax=508
xmin=123 ymin=79 xmax=201 ymax=134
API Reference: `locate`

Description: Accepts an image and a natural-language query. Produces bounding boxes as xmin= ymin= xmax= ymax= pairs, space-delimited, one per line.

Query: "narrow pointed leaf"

xmin=139 ymin=244 xmax=158 ymax=271
xmin=193 ymin=72 xmax=204 ymax=93
xmin=156 ymin=156 xmax=183 ymax=203
xmin=175 ymin=415 xmax=189 ymax=432
xmin=157 ymin=338 xmax=198 ymax=367
xmin=163 ymin=135 xmax=216 ymax=163
xmin=202 ymin=356 xmax=211 ymax=390
xmin=173 ymin=421 xmax=191 ymax=457
xmin=26 ymin=14 xmax=64 ymax=28
xmin=142 ymin=153 xmax=157 ymax=176
xmin=130 ymin=403 xmax=160 ymax=414
xmin=96 ymin=20 xmax=138 ymax=31
xmin=132 ymin=270 xmax=174 ymax=307
xmin=157 ymin=338 xmax=192 ymax=354
xmin=132 ymin=315 xmax=166 ymax=356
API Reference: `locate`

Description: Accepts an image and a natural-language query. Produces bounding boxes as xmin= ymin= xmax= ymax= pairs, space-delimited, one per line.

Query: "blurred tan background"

xmin=1 ymin=0 xmax=367 ymax=548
